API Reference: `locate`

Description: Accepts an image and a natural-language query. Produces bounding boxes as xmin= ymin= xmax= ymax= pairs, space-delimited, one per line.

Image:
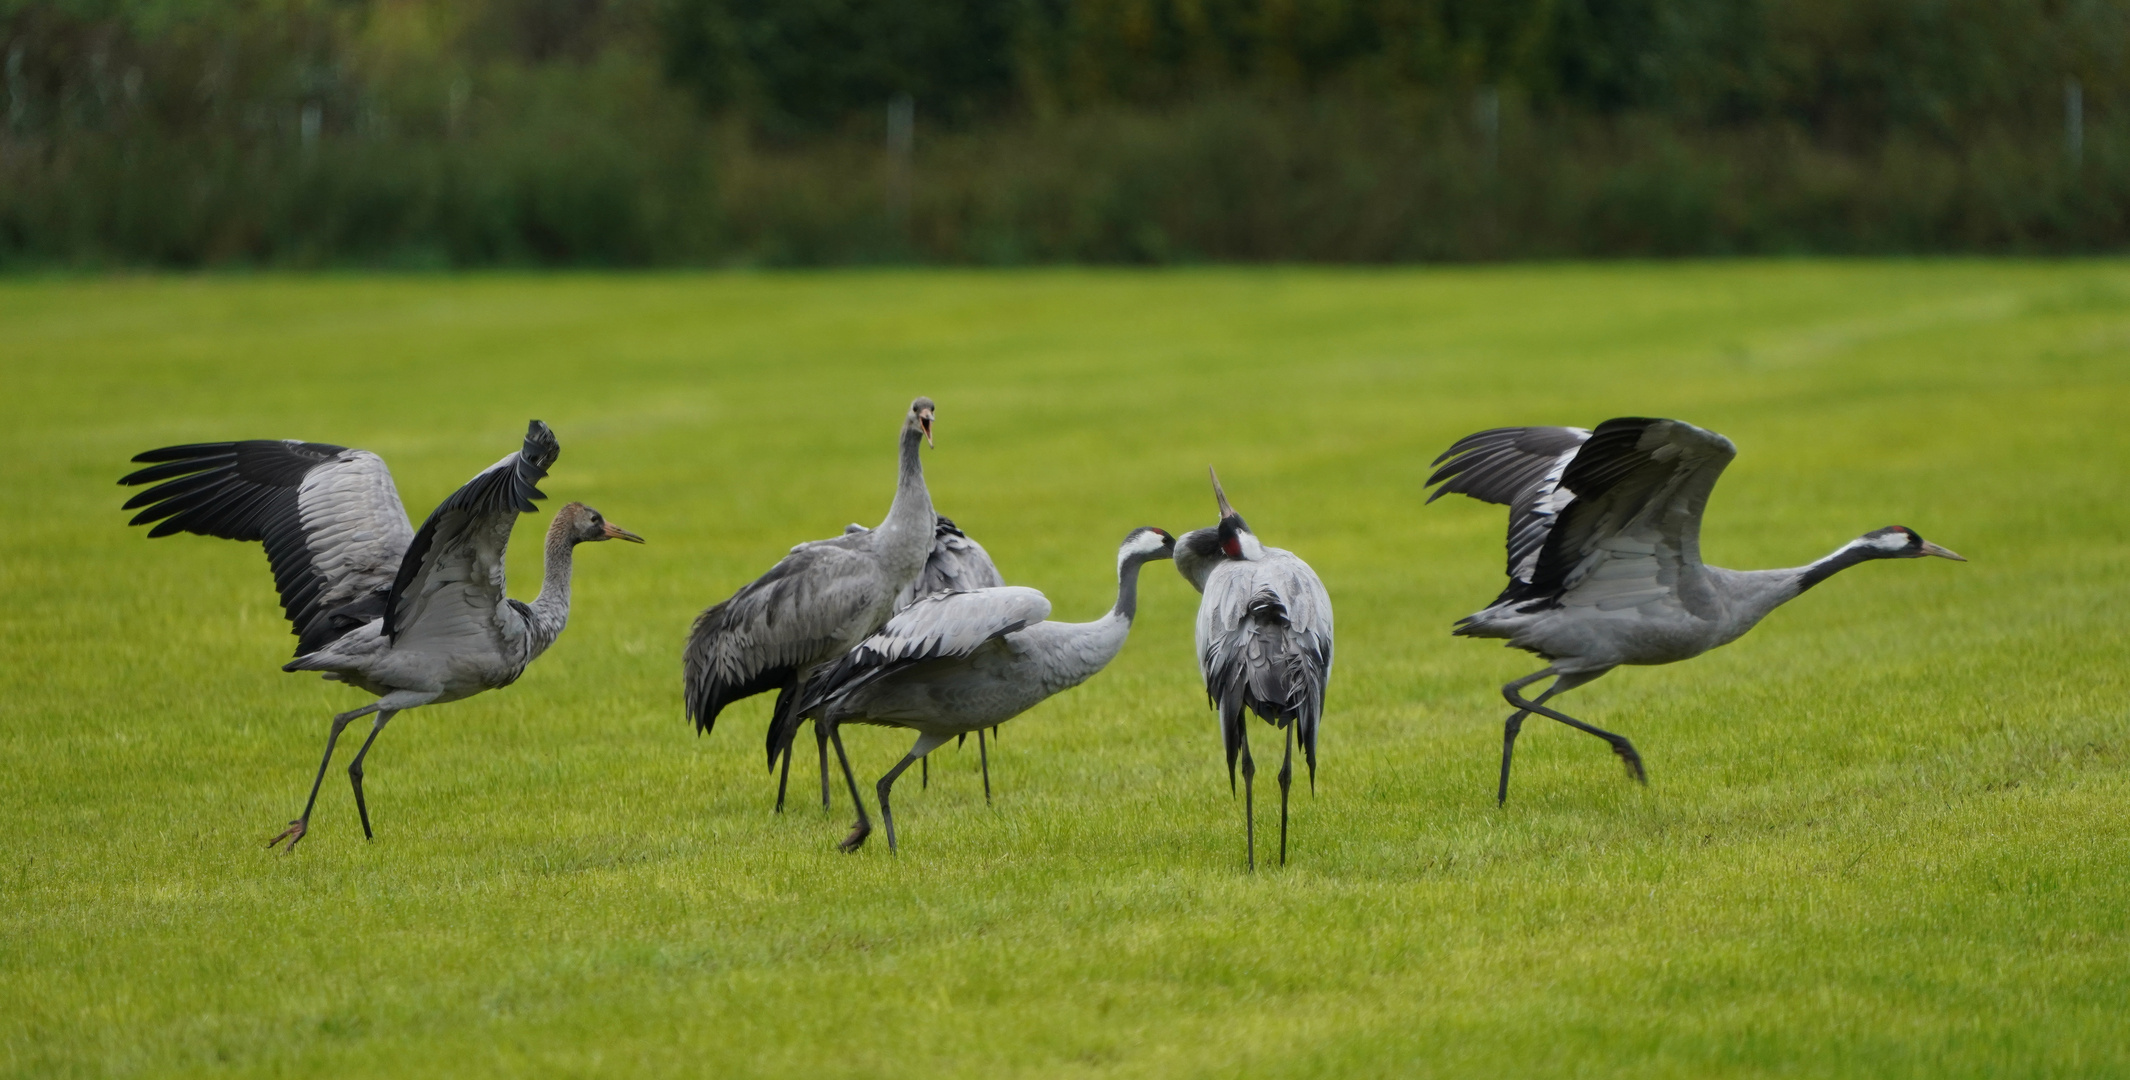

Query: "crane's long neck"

xmin=1794 ymin=538 xmax=1895 ymax=594
xmin=1112 ymin=552 xmax=1149 ymax=622
xmin=1710 ymin=538 xmax=1895 ymax=643
xmin=871 ymin=424 xmax=933 ymax=576
xmin=525 ymin=515 xmax=577 ymax=656
xmin=1027 ymin=552 xmax=1155 ymax=697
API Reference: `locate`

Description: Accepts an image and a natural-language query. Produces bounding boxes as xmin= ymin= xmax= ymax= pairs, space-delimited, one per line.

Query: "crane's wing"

xmin=1197 ymin=551 xmax=1333 ymax=783
xmin=1514 ymin=417 xmax=1737 ymax=615
xmin=382 ymin=421 xmax=559 ymax=650
xmin=789 ymin=523 xmax=870 ymax=554
xmin=1426 ymin=425 xmax=1591 ymax=585
xmin=799 ymin=586 xmax=1050 ymax=716
xmin=897 ymin=516 xmax=1006 ymax=610
xmin=683 ymin=537 xmax=893 ymax=742
xmin=120 ymin=440 xmax=415 ymax=655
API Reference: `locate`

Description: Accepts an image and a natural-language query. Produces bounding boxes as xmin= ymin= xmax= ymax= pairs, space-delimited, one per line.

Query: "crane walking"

xmin=1175 ymin=471 xmax=1332 ymax=871
xmin=1426 ymin=417 xmax=1966 ymax=804
xmin=683 ymin=397 xmax=938 ymax=814
xmin=118 ymin=421 xmax=642 ymax=850
xmin=797 ymin=526 xmax=1176 ymax=852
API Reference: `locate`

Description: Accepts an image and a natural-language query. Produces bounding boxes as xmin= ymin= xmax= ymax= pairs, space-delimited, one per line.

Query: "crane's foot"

xmin=266 ymin=819 xmax=308 ymax=852
xmin=837 ymin=818 xmax=873 ymax=853
xmin=1614 ymin=742 xmax=1647 ymax=784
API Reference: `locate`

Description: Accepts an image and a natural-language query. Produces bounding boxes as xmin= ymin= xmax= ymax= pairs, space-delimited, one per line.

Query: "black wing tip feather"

xmin=1424 ymin=426 xmax=1591 ymax=508
xmin=117 ymin=438 xmax=371 ymax=655
xmin=125 ymin=441 xmax=241 ymax=468
xmin=1427 ymin=427 xmax=1524 ymax=468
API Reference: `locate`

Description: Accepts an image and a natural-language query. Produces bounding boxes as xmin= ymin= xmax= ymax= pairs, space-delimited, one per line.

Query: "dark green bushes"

xmin=1 ymin=0 xmax=2123 ymax=267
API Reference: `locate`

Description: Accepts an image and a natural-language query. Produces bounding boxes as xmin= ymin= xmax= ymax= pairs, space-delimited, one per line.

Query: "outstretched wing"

xmin=897 ymin=516 xmax=1005 ymax=610
xmin=800 ymin=586 xmax=1050 ymax=717
xmin=1427 ymin=425 xmax=1591 ymax=587
xmin=1198 ymin=550 xmax=1333 ymax=783
xmin=1517 ymin=417 xmax=1737 ymax=614
xmin=383 ymin=421 xmax=559 ymax=650
xmin=120 ymin=440 xmax=415 ymax=655
xmin=682 ymin=536 xmax=891 ymax=746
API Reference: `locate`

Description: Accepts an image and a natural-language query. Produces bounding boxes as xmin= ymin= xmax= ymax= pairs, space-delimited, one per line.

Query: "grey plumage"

xmin=796 ymin=526 xmax=1176 ymax=852
xmin=1428 ymin=416 xmax=1966 ymax=804
xmin=1176 ymin=470 xmax=1333 ymax=871
xmin=845 ymin=513 xmax=1012 ymax=793
xmin=901 ymin=515 xmax=1006 ymax=607
xmin=119 ymin=421 xmax=642 ymax=850
xmin=830 ymin=515 xmax=1008 ymax=612
xmin=681 ymin=397 xmax=939 ymax=813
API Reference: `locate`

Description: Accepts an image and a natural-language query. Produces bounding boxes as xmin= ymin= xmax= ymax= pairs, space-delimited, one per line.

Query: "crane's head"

xmin=907 ymin=397 xmax=936 ymax=447
xmin=1857 ymin=525 xmax=1964 ymax=561
xmin=1174 ymin=469 xmax=1263 ymax=592
xmin=1117 ymin=526 xmax=1176 ymax=570
xmin=557 ymin=502 xmax=645 ymax=546
xmin=1208 ymin=467 xmax=1262 ymax=560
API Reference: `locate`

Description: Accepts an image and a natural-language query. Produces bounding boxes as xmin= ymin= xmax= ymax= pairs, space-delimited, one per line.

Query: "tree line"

xmin=2 ymin=0 xmax=2122 ymax=266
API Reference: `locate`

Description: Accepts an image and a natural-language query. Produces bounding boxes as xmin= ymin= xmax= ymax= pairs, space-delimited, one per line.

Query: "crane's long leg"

xmin=1502 ymin=667 xmax=1641 ymax=790
xmin=978 ymin=727 xmax=992 ymax=805
xmin=1496 ymin=670 xmax=1574 ymax=806
xmin=345 ymin=709 xmax=399 ymax=840
xmin=268 ymin=703 xmax=378 ymax=852
xmin=1238 ymin=726 xmax=1257 ymax=873
xmin=769 ymin=681 xmax=798 ymax=814
xmin=922 ymin=755 xmax=929 ymax=791
xmin=1277 ymin=720 xmax=1294 ymax=867
xmin=830 ymin=725 xmax=874 ymax=853
xmin=874 ymin=732 xmax=951 ymax=854
xmin=817 ymin=720 xmax=831 ymax=811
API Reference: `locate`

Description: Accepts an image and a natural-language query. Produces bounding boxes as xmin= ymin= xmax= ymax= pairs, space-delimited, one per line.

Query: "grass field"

xmin=2 ymin=263 xmax=2127 ymax=1077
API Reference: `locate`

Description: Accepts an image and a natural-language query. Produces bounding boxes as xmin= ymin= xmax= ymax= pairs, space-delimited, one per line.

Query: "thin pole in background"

xmin=1475 ymin=85 xmax=1501 ymax=175
xmin=886 ymin=93 xmax=915 ymax=229
xmin=2065 ymin=77 xmax=2084 ymax=169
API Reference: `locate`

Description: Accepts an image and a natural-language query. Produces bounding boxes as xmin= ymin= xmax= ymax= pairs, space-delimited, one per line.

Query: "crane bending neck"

xmin=1111 ymin=554 xmax=1148 ymax=622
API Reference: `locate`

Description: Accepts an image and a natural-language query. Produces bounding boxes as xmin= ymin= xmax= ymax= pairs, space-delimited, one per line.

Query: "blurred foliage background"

xmin=2 ymin=0 xmax=2124 ymax=267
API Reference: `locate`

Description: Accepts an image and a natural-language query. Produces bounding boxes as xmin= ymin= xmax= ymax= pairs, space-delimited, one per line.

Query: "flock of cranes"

xmin=120 ymin=398 xmax=1963 ymax=867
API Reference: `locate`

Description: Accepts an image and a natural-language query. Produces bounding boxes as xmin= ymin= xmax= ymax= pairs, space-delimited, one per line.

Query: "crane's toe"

xmin=837 ymin=819 xmax=873 ymax=853
xmin=266 ymin=820 xmax=308 ymax=852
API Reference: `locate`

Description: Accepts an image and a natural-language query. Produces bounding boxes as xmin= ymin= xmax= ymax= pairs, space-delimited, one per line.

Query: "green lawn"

xmin=2 ymin=263 xmax=2126 ymax=1078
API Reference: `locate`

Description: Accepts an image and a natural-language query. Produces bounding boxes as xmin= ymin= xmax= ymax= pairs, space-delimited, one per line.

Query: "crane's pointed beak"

xmin=919 ymin=410 xmax=934 ymax=448
xmin=1209 ymin=466 xmax=1235 ymax=517
xmin=1920 ymin=540 xmax=1964 ymax=561
xmin=602 ymin=522 xmax=646 ymax=544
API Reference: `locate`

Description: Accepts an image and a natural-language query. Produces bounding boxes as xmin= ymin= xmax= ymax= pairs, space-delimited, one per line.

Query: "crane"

xmin=797 ymin=526 xmax=1176 ymax=852
xmin=1427 ymin=416 xmax=1965 ymax=804
xmin=844 ymin=514 xmax=1011 ymax=796
xmin=118 ymin=421 xmax=642 ymax=850
xmin=1175 ymin=470 xmax=1332 ymax=871
xmin=683 ymin=397 xmax=938 ymax=814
